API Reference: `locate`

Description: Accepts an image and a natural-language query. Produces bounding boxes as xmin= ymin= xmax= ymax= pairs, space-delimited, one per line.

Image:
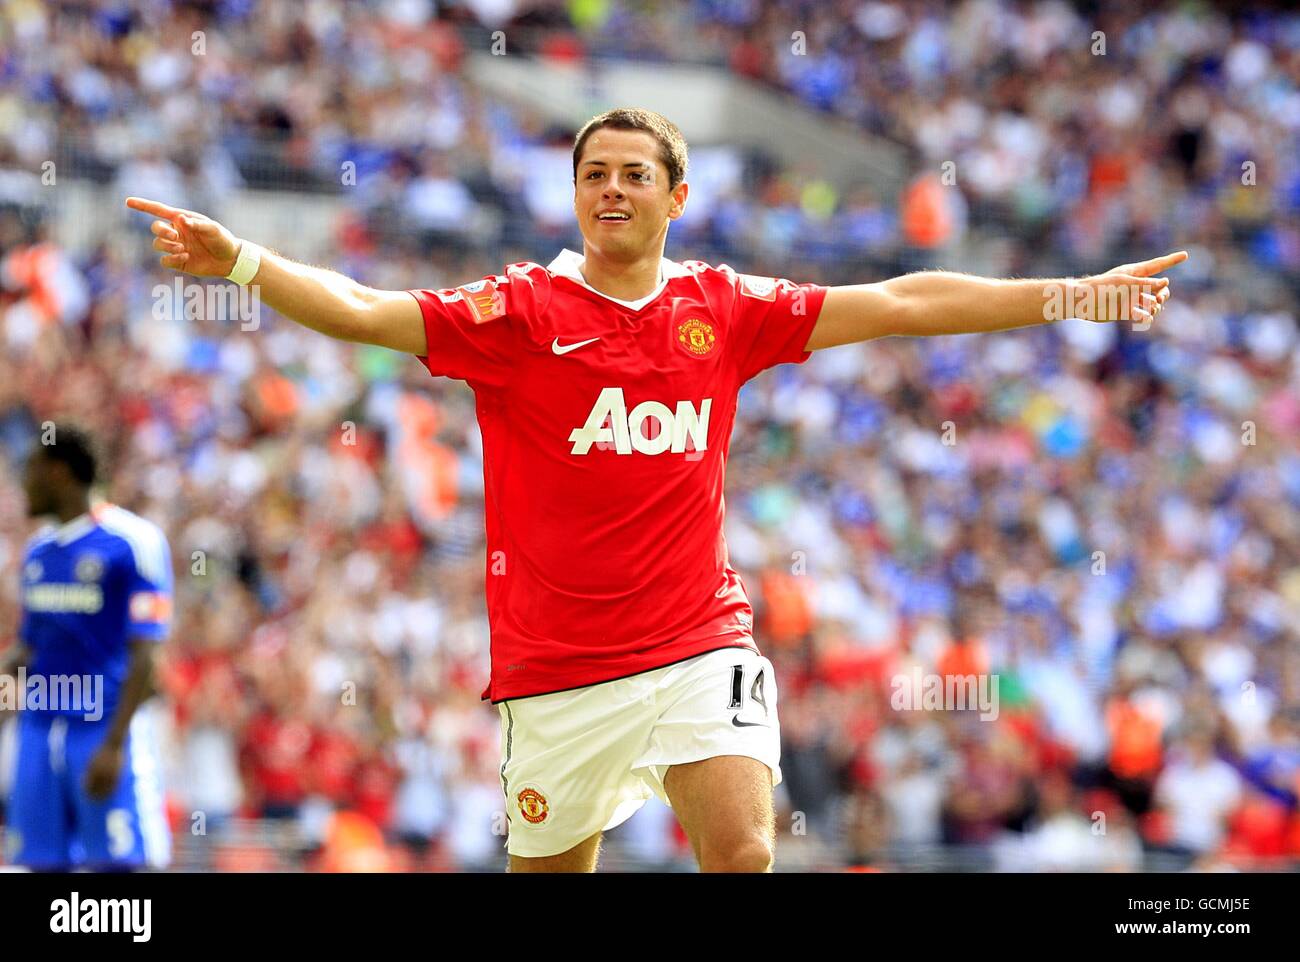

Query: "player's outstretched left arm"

xmin=805 ymin=251 xmax=1189 ymax=351
xmin=83 ymin=640 xmax=157 ymax=801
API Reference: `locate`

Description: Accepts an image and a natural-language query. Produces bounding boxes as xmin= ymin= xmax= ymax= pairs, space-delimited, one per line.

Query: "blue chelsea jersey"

xmin=18 ymin=503 xmax=173 ymax=718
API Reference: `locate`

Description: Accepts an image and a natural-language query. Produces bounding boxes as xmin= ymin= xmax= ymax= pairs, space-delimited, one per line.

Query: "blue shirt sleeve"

xmin=123 ymin=524 xmax=173 ymax=642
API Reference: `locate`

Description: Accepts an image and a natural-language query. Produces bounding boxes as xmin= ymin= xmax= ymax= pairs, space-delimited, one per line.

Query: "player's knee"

xmin=699 ymin=835 xmax=773 ymax=873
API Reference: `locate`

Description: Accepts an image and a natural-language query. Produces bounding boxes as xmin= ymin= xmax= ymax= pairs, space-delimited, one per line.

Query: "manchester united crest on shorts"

xmin=517 ymin=785 xmax=550 ymax=825
xmin=676 ymin=318 xmax=716 ymax=357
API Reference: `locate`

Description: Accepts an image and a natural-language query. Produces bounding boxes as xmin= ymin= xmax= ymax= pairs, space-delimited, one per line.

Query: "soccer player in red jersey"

xmin=127 ymin=108 xmax=1185 ymax=872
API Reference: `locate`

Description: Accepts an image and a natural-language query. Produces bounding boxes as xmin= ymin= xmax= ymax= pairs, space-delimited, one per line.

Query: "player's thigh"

xmin=664 ymin=755 xmax=775 ymax=872
xmin=66 ymin=712 xmax=170 ymax=869
xmin=632 ymin=647 xmax=782 ymax=871
xmin=507 ymin=830 xmax=603 ymax=873
xmin=498 ymin=684 xmax=654 ymax=864
xmin=7 ymin=714 xmax=71 ymax=868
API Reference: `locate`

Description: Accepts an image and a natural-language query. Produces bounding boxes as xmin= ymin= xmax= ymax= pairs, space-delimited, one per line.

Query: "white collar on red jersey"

xmin=546 ymin=248 xmax=693 ymax=311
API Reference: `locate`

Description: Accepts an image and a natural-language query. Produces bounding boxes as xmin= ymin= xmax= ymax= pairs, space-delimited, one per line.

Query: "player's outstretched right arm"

xmin=124 ymin=197 xmax=427 ymax=355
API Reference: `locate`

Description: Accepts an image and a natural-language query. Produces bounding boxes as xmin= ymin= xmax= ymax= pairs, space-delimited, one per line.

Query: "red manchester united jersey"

xmin=408 ymin=249 xmax=828 ymax=702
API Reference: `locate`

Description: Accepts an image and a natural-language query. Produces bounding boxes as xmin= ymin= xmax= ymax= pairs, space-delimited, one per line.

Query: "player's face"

xmin=574 ymin=129 xmax=688 ymax=261
xmin=22 ymin=450 xmax=54 ymax=516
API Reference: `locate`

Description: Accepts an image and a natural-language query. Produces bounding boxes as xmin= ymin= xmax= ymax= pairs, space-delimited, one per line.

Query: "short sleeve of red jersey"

xmin=407 ymin=265 xmax=546 ymax=388
xmin=726 ymin=270 xmax=829 ymax=383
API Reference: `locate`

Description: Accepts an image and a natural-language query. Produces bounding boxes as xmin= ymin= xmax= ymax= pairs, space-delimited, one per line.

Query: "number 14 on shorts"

xmin=728 ymin=663 xmax=769 ymax=725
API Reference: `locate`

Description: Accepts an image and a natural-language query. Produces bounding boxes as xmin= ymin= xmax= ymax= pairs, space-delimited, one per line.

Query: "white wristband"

xmin=226 ymin=241 xmax=262 ymax=286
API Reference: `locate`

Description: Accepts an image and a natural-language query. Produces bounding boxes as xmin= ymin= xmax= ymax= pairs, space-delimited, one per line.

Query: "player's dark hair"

xmin=573 ymin=107 xmax=689 ymax=191
xmin=37 ymin=423 xmax=98 ymax=486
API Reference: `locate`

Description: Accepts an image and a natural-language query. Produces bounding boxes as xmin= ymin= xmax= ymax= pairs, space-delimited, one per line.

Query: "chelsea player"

xmin=1 ymin=426 xmax=172 ymax=869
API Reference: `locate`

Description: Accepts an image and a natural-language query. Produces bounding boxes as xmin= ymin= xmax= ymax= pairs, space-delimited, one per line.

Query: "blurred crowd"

xmin=0 ymin=0 xmax=1298 ymax=871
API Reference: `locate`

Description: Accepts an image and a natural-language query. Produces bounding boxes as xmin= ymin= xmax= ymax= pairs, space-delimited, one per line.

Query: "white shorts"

xmin=496 ymin=646 xmax=782 ymax=859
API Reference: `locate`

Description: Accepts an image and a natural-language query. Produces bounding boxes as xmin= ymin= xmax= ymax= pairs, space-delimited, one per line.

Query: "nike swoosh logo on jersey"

xmin=732 ymin=716 xmax=769 ymax=729
xmin=552 ymin=337 xmax=600 ymax=355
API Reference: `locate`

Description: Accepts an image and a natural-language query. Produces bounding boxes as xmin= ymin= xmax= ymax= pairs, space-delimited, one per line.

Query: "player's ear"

xmin=667 ymin=181 xmax=689 ymax=221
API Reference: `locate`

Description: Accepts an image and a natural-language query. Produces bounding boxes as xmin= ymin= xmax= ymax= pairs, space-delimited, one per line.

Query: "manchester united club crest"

xmin=677 ymin=318 xmax=716 ymax=357
xmin=517 ymin=786 xmax=550 ymax=825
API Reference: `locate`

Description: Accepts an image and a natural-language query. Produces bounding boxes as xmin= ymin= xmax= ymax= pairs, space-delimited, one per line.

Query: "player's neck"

xmin=52 ymin=492 xmax=92 ymax=525
xmin=578 ymin=248 xmax=665 ymax=302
